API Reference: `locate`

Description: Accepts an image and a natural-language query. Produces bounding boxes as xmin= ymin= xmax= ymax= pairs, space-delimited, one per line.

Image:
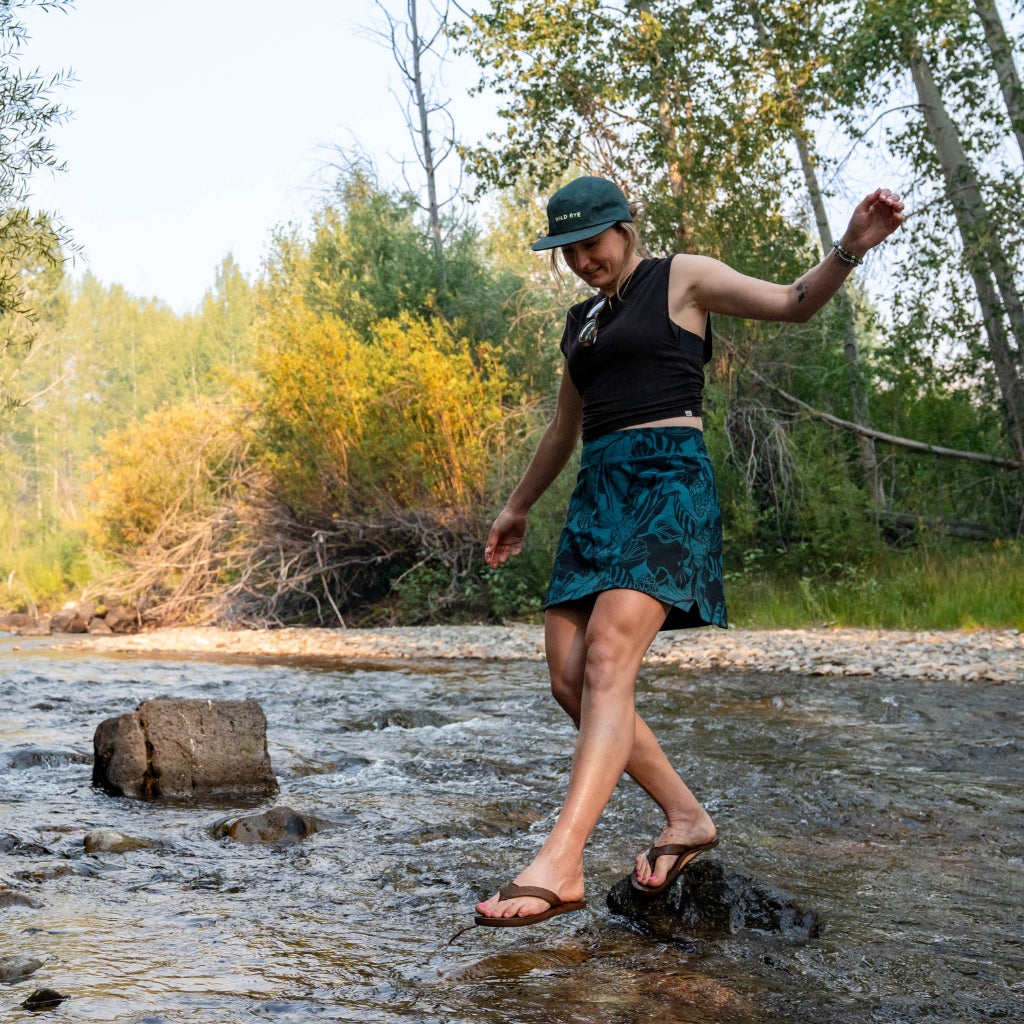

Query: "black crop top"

xmin=559 ymin=257 xmax=712 ymax=442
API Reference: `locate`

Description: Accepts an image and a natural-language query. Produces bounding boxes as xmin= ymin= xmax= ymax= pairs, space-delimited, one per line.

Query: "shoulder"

xmin=668 ymin=252 xmax=729 ymax=298
xmin=565 ymin=297 xmax=589 ymax=325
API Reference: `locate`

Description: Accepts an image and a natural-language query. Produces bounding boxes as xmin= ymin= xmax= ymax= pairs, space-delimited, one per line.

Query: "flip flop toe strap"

xmin=495 ymin=883 xmax=562 ymax=908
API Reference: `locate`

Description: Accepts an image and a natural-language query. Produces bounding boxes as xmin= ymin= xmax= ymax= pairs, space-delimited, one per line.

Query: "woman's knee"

xmin=581 ymin=633 xmax=643 ymax=697
xmin=549 ymin=666 xmax=583 ymax=723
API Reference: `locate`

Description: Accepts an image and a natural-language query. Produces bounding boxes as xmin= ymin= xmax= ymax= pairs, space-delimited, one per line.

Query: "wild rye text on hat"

xmin=531 ymin=177 xmax=633 ymax=251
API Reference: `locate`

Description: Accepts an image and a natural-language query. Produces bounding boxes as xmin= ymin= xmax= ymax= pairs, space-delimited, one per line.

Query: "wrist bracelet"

xmin=831 ymin=240 xmax=864 ymax=267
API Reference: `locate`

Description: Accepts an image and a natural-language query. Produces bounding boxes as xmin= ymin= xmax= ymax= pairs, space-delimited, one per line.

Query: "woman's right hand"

xmin=484 ymin=508 xmax=528 ymax=569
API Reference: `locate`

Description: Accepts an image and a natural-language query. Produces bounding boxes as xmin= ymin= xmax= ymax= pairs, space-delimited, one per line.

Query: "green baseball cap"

xmin=531 ymin=176 xmax=633 ymax=251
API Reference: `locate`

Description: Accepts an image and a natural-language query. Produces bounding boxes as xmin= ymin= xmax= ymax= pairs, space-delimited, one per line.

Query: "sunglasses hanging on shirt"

xmin=578 ymin=295 xmax=608 ymax=348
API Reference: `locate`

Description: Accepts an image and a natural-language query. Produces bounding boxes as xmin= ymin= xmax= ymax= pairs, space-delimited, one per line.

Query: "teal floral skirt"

xmin=545 ymin=427 xmax=727 ymax=631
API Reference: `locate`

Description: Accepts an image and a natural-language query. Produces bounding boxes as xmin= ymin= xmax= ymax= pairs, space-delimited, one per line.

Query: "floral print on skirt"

xmin=545 ymin=427 xmax=727 ymax=630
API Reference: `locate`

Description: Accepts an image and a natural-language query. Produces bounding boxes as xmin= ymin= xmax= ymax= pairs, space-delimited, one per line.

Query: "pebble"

xmin=61 ymin=624 xmax=1023 ymax=683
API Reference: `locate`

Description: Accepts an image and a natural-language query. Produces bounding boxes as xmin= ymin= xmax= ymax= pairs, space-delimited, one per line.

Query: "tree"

xmin=454 ymin=0 xmax=807 ymax=258
xmin=0 ymin=0 xmax=76 ymax=414
xmin=972 ymin=0 xmax=1024 ymax=163
xmin=366 ymin=0 xmax=461 ymax=281
xmin=747 ymin=0 xmax=885 ymax=506
xmin=832 ymin=0 xmax=1024 ymax=495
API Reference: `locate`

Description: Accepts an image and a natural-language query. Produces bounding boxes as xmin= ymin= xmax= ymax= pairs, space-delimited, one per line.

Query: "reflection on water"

xmin=1 ymin=634 xmax=1022 ymax=1022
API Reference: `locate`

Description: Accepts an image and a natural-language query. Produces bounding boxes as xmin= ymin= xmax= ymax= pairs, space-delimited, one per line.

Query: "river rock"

xmin=4 ymin=746 xmax=91 ymax=770
xmin=49 ymin=601 xmax=95 ymax=634
xmin=92 ymin=698 xmax=279 ymax=801
xmin=210 ymin=805 xmax=332 ymax=845
xmin=0 ymin=954 xmax=44 ymax=984
xmin=102 ymin=605 xmax=139 ymax=634
xmin=13 ymin=615 xmax=51 ymax=636
xmin=83 ymin=828 xmax=155 ymax=854
xmin=606 ymin=858 xmax=822 ymax=941
xmin=0 ymin=829 xmax=51 ymax=856
xmin=0 ymin=611 xmax=34 ymax=631
xmin=0 ymin=886 xmax=43 ymax=910
xmin=21 ymin=988 xmax=69 ymax=1010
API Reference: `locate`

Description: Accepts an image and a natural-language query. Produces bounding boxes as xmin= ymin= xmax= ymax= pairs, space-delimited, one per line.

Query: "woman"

xmin=472 ymin=176 xmax=904 ymax=929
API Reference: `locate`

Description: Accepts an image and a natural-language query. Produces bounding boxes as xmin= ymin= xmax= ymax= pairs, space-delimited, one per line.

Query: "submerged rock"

xmin=0 ymin=954 xmax=44 ymax=984
xmin=0 ymin=886 xmax=43 ymax=910
xmin=606 ymin=858 xmax=822 ymax=941
xmin=83 ymin=829 xmax=155 ymax=854
xmin=0 ymin=829 xmax=51 ymax=856
xmin=92 ymin=698 xmax=279 ymax=801
xmin=21 ymin=988 xmax=69 ymax=1010
xmin=210 ymin=805 xmax=332 ymax=845
xmin=4 ymin=746 xmax=91 ymax=770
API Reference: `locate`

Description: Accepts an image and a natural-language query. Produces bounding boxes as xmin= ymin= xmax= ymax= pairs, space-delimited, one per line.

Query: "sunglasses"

xmin=578 ymin=296 xmax=608 ymax=348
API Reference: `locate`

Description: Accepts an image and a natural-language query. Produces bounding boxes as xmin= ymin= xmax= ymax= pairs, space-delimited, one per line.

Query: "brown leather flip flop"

xmin=474 ymin=883 xmax=587 ymax=928
xmin=630 ymin=838 xmax=719 ymax=895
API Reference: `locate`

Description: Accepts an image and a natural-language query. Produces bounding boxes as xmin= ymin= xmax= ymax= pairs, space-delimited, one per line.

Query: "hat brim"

xmin=530 ymin=219 xmax=621 ymax=252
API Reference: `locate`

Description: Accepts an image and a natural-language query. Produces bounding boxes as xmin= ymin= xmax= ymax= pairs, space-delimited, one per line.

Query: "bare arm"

xmin=669 ymin=188 xmax=906 ymax=330
xmin=484 ymin=367 xmax=582 ymax=569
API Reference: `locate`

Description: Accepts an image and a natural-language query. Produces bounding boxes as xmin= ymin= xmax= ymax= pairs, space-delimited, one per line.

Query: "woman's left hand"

xmin=840 ymin=188 xmax=905 ymax=258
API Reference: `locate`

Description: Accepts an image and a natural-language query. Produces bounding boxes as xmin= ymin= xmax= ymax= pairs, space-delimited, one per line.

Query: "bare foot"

xmin=632 ymin=811 xmax=717 ymax=889
xmin=475 ymin=857 xmax=585 ymax=920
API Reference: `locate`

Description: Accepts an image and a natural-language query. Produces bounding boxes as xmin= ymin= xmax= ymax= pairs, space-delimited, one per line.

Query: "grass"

xmin=727 ymin=540 xmax=1024 ymax=631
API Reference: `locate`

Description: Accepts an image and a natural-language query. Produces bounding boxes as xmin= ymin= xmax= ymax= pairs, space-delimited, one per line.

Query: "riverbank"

xmin=51 ymin=624 xmax=1023 ymax=683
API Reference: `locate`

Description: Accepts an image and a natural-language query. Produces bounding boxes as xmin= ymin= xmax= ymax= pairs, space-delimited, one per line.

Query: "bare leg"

xmin=477 ymin=589 xmax=705 ymax=920
xmin=545 ymin=602 xmax=716 ymax=891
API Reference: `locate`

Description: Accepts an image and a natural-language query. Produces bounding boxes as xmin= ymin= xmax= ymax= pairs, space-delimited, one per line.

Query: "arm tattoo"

xmin=795 ymin=280 xmax=808 ymax=303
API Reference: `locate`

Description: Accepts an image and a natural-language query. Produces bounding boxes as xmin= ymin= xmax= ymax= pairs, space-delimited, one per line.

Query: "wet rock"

xmin=14 ymin=862 xmax=77 ymax=882
xmin=87 ymin=616 xmax=113 ymax=635
xmin=0 ymin=829 xmax=51 ymax=856
xmin=0 ymin=954 xmax=44 ymax=984
xmin=21 ymin=988 xmax=69 ymax=1010
xmin=606 ymin=858 xmax=822 ymax=941
xmin=92 ymin=697 xmax=279 ymax=801
xmin=83 ymin=828 xmax=155 ymax=854
xmin=4 ymin=746 xmax=91 ymax=770
xmin=210 ymin=805 xmax=332 ymax=845
xmin=350 ymin=708 xmax=454 ymax=731
xmin=0 ymin=886 xmax=43 ymax=910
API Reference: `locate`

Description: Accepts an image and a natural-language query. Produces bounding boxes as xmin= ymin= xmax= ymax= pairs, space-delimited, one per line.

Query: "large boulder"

xmin=92 ymin=698 xmax=279 ymax=801
xmin=607 ymin=857 xmax=821 ymax=941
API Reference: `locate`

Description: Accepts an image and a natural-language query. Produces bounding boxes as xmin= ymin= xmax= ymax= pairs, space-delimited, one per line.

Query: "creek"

xmin=1 ymin=634 xmax=1022 ymax=1022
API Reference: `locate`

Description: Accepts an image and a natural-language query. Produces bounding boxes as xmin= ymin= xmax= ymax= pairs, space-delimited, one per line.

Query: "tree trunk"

xmin=637 ymin=1 xmax=692 ymax=247
xmin=407 ymin=0 xmax=444 ymax=281
xmin=972 ymin=0 xmax=1024 ymax=164
xmin=794 ymin=128 xmax=884 ymax=507
xmin=907 ymin=43 xmax=1024 ymax=480
xmin=749 ymin=4 xmax=883 ymax=507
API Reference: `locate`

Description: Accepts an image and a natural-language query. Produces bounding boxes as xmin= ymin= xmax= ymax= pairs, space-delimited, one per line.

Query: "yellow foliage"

xmin=251 ymin=301 xmax=508 ymax=519
xmin=85 ymin=397 xmax=238 ymax=553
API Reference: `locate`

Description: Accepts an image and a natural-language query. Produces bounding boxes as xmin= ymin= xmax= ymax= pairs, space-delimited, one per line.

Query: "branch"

xmin=758 ymin=373 xmax=1020 ymax=469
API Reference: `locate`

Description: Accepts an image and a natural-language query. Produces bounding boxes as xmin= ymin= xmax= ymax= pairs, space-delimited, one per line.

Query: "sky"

xmin=23 ymin=0 xmax=494 ymax=313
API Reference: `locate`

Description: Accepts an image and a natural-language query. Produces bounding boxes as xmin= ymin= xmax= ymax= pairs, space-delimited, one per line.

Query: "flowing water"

xmin=1 ymin=633 xmax=1022 ymax=1023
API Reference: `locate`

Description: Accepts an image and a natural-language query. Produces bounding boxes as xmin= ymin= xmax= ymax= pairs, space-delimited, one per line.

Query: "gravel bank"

xmin=60 ymin=624 xmax=1023 ymax=683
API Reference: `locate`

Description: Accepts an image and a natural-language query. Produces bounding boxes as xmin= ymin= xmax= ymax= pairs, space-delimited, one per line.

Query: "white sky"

xmin=23 ymin=0 xmax=494 ymax=313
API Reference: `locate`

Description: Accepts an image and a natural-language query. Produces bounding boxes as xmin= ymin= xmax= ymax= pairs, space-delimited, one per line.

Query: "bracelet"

xmin=831 ymin=240 xmax=864 ymax=267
